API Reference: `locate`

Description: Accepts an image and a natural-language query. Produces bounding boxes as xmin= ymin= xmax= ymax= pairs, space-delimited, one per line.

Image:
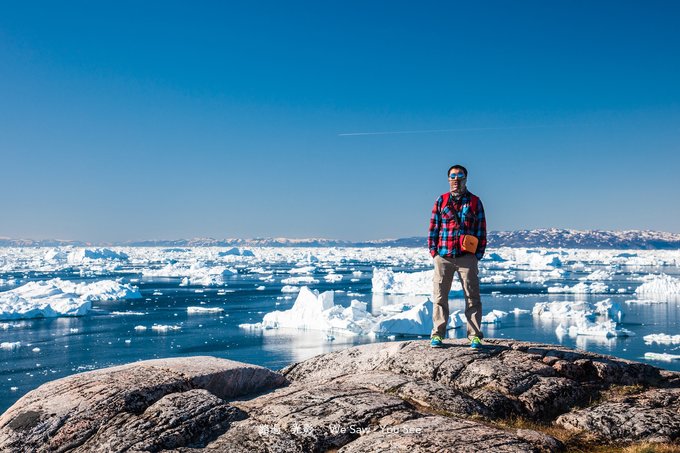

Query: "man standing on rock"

xmin=428 ymin=164 xmax=487 ymax=348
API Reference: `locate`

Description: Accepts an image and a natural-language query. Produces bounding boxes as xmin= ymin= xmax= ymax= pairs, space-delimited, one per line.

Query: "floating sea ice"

xmin=635 ymin=274 xmax=680 ymax=296
xmin=547 ymin=282 xmax=609 ymax=294
xmin=532 ymin=301 xmax=594 ymax=320
xmin=281 ymin=276 xmax=320 ymax=285
xmin=481 ymin=310 xmax=508 ymax=324
xmin=111 ymin=311 xmax=146 ymax=316
xmin=643 ymin=333 xmax=680 ymax=344
xmin=67 ymin=248 xmax=129 ymax=264
xmin=134 ymin=325 xmax=147 ymax=331
xmin=593 ymin=298 xmax=625 ymax=322
xmin=10 ymin=387 xmax=18 ymax=392
xmin=372 ymin=268 xmax=463 ymax=296
xmin=0 ymin=342 xmax=20 ymax=350
xmin=281 ymin=285 xmax=301 ymax=293
xmin=511 ymin=308 xmax=530 ymax=315
xmin=180 ymin=277 xmax=190 ymax=286
xmin=0 ymin=278 xmax=141 ymax=321
xmin=579 ymin=270 xmax=613 ymax=281
xmin=151 ymin=324 xmax=181 ymax=332
xmin=567 ymin=319 xmax=634 ymax=338
xmin=44 ymin=249 xmax=68 ymax=262
xmin=644 ymin=352 xmax=680 ymax=362
xmin=324 ymin=273 xmax=343 ymax=283
xmin=187 ymin=307 xmax=224 ymax=314
xmin=372 ymin=300 xmax=461 ymax=336
xmin=524 ymin=268 xmax=565 ymax=284
xmin=480 ymin=271 xmax=516 ymax=284
xmin=240 ymin=287 xmax=373 ymax=336
xmin=289 ymin=266 xmax=316 ymax=275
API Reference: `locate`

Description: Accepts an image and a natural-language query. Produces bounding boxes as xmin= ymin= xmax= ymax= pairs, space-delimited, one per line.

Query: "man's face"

xmin=448 ymin=169 xmax=467 ymax=193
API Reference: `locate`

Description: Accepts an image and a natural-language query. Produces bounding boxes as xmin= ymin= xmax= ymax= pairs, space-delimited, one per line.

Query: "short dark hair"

xmin=447 ymin=165 xmax=468 ymax=177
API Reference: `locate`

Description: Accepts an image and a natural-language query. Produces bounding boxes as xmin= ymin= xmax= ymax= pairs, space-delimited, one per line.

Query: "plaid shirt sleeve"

xmin=474 ymin=198 xmax=487 ymax=260
xmin=428 ymin=196 xmax=442 ymax=257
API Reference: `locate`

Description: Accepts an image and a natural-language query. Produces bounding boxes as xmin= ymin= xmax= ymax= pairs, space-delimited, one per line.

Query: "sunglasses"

xmin=449 ymin=173 xmax=466 ymax=180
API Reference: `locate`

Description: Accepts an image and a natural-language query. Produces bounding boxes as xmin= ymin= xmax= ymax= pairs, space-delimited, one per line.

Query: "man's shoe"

xmin=470 ymin=336 xmax=482 ymax=349
xmin=430 ymin=335 xmax=443 ymax=348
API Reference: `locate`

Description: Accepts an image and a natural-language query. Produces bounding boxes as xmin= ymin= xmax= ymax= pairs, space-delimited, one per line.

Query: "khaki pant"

xmin=432 ymin=254 xmax=483 ymax=339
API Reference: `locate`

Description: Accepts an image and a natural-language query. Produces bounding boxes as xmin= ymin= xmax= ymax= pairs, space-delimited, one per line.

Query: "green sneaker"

xmin=430 ymin=335 xmax=443 ymax=348
xmin=469 ymin=336 xmax=482 ymax=349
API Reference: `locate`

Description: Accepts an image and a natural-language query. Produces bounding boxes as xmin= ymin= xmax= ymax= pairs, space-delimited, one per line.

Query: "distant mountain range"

xmin=1 ymin=229 xmax=680 ymax=249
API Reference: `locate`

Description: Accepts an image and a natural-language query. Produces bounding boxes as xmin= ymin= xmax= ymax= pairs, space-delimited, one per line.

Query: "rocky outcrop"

xmin=555 ymin=387 xmax=680 ymax=443
xmin=1 ymin=340 xmax=678 ymax=452
xmin=0 ymin=357 xmax=285 ymax=452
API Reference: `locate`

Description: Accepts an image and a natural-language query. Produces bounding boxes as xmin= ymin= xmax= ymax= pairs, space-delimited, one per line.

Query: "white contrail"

xmin=338 ymin=125 xmax=556 ymax=136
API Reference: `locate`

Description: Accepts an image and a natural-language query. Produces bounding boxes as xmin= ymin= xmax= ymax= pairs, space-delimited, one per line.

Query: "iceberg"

xmin=565 ymin=319 xmax=634 ymax=338
xmin=532 ymin=301 xmax=594 ymax=320
xmin=187 ymin=307 xmax=224 ymax=314
xmin=643 ymin=333 xmax=680 ymax=344
xmin=0 ymin=278 xmax=141 ymax=321
xmin=593 ymin=298 xmax=624 ymax=322
xmin=372 ymin=300 xmax=461 ymax=336
xmin=481 ymin=309 xmax=508 ymax=324
xmin=644 ymin=352 xmax=680 ymax=362
xmin=372 ymin=268 xmax=463 ymax=296
xmin=142 ymin=262 xmax=236 ymax=286
xmin=635 ymin=274 xmax=680 ymax=296
xmin=547 ymin=282 xmax=609 ymax=294
xmin=240 ymin=287 xmax=375 ymax=336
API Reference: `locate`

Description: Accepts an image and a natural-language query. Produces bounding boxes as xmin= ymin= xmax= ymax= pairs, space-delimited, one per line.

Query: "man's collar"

xmin=449 ymin=189 xmax=469 ymax=199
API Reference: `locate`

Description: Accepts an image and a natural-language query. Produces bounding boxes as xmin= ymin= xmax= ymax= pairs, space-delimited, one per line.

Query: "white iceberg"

xmin=532 ymin=301 xmax=594 ymax=320
xmin=0 ymin=342 xmax=21 ymax=350
xmin=67 ymin=248 xmax=129 ymax=264
xmin=593 ymin=298 xmax=625 ymax=322
xmin=547 ymin=282 xmax=609 ymax=294
xmin=143 ymin=262 xmax=236 ymax=286
xmin=481 ymin=309 xmax=508 ymax=324
xmin=566 ymin=319 xmax=634 ymax=338
xmin=187 ymin=307 xmax=224 ymax=314
xmin=324 ymin=273 xmax=343 ymax=283
xmin=372 ymin=300 xmax=461 ymax=336
xmin=151 ymin=324 xmax=181 ymax=332
xmin=643 ymin=333 xmax=680 ymax=344
xmin=240 ymin=287 xmax=374 ymax=336
xmin=579 ymin=270 xmax=613 ymax=281
xmin=372 ymin=268 xmax=463 ymax=296
xmin=0 ymin=278 xmax=141 ymax=321
xmin=635 ymin=274 xmax=680 ymax=296
xmin=281 ymin=276 xmax=320 ymax=285
xmin=644 ymin=352 xmax=680 ymax=362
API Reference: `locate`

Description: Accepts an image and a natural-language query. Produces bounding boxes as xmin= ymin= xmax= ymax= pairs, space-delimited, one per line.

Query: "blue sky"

xmin=1 ymin=1 xmax=679 ymax=241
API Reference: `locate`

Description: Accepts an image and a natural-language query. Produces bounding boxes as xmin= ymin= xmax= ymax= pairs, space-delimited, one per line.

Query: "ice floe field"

xmin=1 ymin=245 xmax=680 ymax=412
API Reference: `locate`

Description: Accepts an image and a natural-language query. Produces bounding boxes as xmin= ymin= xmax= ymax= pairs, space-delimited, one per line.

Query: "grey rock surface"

xmin=556 ymin=387 xmax=680 ymax=443
xmin=1 ymin=339 xmax=678 ymax=452
xmin=0 ymin=357 xmax=286 ymax=452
